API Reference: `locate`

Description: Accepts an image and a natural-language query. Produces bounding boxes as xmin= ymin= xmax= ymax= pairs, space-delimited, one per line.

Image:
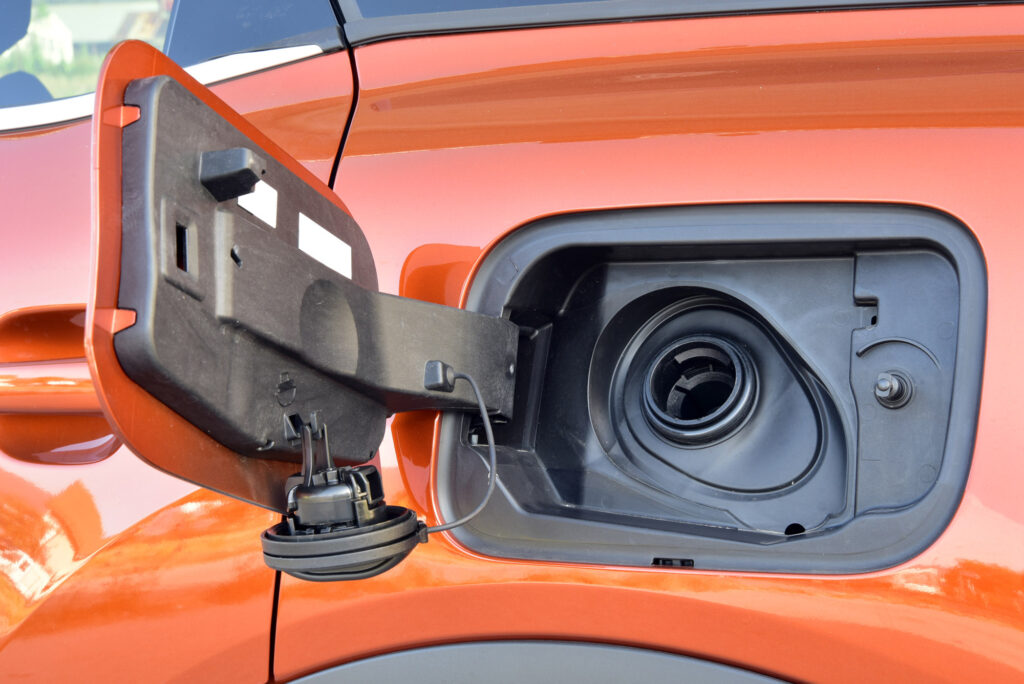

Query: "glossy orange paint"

xmin=0 ymin=415 xmax=119 ymax=465
xmin=213 ymin=51 xmax=354 ymax=182
xmin=0 ymin=361 xmax=99 ymax=414
xmin=0 ymin=305 xmax=88 ymax=364
xmin=399 ymin=243 xmax=482 ymax=308
xmin=0 ymin=47 xmax=354 ymax=679
xmin=0 ymin=485 xmax=279 ymax=683
xmin=0 ymin=305 xmax=113 ymax=464
xmin=275 ymin=6 xmax=1024 ymax=682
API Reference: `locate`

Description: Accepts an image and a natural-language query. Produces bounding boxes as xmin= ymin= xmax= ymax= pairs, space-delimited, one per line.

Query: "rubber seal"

xmin=261 ymin=506 xmax=423 ymax=581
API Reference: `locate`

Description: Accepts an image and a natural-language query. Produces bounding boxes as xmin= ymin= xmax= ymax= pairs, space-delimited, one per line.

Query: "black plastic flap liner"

xmin=115 ymin=75 xmax=517 ymax=466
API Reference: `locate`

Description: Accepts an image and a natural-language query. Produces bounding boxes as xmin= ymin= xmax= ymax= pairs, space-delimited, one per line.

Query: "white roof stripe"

xmin=0 ymin=44 xmax=323 ymax=132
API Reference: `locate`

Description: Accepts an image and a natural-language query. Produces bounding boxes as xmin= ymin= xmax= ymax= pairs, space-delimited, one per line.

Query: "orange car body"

xmin=1 ymin=5 xmax=1022 ymax=682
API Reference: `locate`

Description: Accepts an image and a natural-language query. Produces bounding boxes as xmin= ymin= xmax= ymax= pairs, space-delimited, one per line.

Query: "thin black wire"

xmin=425 ymin=371 xmax=497 ymax=534
xmin=327 ymin=0 xmax=359 ymax=191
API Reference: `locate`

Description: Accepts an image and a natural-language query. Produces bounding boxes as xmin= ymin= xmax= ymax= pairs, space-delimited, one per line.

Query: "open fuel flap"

xmin=86 ymin=41 xmax=518 ymax=580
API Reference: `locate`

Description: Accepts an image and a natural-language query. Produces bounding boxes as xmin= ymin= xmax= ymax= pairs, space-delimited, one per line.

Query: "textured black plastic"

xmin=262 ymin=506 xmax=422 ymax=581
xmin=115 ymin=76 xmax=517 ymax=480
xmin=436 ymin=204 xmax=985 ymax=573
xmin=198 ymin=147 xmax=264 ymax=201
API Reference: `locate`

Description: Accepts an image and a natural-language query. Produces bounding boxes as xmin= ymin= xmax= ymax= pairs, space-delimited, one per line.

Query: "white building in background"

xmin=4 ymin=9 xmax=73 ymax=65
xmin=1 ymin=1 xmax=166 ymax=64
xmin=50 ymin=1 xmax=165 ymax=53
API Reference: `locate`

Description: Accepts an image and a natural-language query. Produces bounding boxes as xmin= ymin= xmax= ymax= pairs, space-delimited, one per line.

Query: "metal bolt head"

xmin=874 ymin=371 xmax=912 ymax=408
xmin=874 ymin=373 xmax=896 ymax=398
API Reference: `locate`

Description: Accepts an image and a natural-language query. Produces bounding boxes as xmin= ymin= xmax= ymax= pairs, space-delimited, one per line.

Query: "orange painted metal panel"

xmin=213 ymin=51 xmax=354 ymax=182
xmin=0 ymin=414 xmax=119 ymax=465
xmin=0 ymin=486 xmax=279 ymax=683
xmin=0 ymin=305 xmax=89 ymax=365
xmin=0 ymin=361 xmax=100 ymax=414
xmin=275 ymin=6 xmax=1024 ymax=682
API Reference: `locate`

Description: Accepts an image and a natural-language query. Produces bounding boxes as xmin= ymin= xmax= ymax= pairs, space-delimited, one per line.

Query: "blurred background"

xmin=0 ymin=0 xmax=172 ymax=104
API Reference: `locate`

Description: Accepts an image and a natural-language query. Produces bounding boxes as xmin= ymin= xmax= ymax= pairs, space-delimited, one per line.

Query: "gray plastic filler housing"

xmin=437 ymin=204 xmax=985 ymax=574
